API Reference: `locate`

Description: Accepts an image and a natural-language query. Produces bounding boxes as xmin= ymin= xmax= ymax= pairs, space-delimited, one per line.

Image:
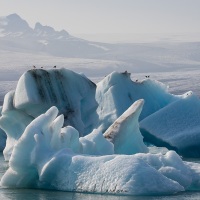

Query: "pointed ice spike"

xmin=103 ymin=99 xmax=148 ymax=154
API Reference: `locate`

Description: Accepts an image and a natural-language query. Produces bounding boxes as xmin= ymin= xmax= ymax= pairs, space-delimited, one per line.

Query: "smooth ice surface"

xmin=2 ymin=106 xmax=200 ymax=195
xmin=104 ymin=99 xmax=148 ymax=154
xmin=14 ymin=68 xmax=98 ymax=135
xmin=140 ymin=93 xmax=200 ymax=157
xmin=96 ymin=71 xmax=180 ymax=132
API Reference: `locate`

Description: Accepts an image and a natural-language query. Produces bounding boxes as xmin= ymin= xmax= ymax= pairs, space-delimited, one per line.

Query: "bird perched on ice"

xmin=53 ymin=66 xmax=56 ymax=68
xmin=33 ymin=65 xmax=36 ymax=69
xmin=122 ymin=70 xmax=131 ymax=77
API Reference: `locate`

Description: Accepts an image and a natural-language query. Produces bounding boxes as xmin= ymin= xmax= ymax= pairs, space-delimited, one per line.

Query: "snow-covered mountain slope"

xmin=0 ymin=14 xmax=32 ymax=37
xmin=0 ymin=14 xmax=108 ymax=57
xmin=1 ymin=13 xmax=200 ymax=72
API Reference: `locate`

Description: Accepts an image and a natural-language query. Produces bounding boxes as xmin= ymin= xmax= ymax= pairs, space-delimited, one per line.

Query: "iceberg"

xmin=1 ymin=106 xmax=200 ymax=195
xmin=2 ymin=69 xmax=200 ymax=196
xmin=96 ymin=71 xmax=179 ymax=132
xmin=140 ymin=92 xmax=200 ymax=157
xmin=14 ymin=68 xmax=98 ymax=134
xmin=95 ymin=71 xmax=200 ymax=158
xmin=0 ymin=68 xmax=98 ymax=160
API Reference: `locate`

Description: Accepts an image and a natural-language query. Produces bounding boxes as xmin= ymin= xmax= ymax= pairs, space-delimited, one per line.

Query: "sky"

xmin=0 ymin=0 xmax=200 ymax=42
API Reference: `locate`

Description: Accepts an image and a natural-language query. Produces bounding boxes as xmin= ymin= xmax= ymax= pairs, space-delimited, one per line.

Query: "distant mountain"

xmin=0 ymin=14 xmax=32 ymax=36
xmin=1 ymin=14 xmax=200 ymax=73
xmin=0 ymin=13 xmax=110 ymax=57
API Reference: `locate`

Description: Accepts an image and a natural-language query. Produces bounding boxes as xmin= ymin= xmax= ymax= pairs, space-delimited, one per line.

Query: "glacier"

xmin=1 ymin=68 xmax=200 ymax=195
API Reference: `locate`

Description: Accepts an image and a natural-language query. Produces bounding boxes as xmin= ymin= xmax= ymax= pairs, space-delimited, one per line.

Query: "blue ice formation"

xmin=96 ymin=71 xmax=179 ymax=132
xmin=1 ymin=69 xmax=200 ymax=160
xmin=1 ymin=69 xmax=200 ymax=195
xmin=140 ymin=92 xmax=200 ymax=157
xmin=1 ymin=106 xmax=200 ymax=195
xmin=96 ymin=72 xmax=200 ymax=158
xmin=104 ymin=99 xmax=148 ymax=154
xmin=0 ymin=68 xmax=98 ymax=160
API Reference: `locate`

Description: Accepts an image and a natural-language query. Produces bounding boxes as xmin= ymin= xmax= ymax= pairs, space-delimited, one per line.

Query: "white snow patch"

xmin=89 ymin=43 xmax=109 ymax=51
xmin=38 ymin=40 xmax=48 ymax=45
xmin=56 ymin=36 xmax=64 ymax=39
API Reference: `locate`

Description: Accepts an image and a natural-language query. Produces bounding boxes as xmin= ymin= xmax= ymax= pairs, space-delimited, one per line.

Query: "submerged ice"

xmin=1 ymin=68 xmax=200 ymax=195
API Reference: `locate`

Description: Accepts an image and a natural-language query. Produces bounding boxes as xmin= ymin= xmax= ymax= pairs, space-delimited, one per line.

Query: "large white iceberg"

xmin=2 ymin=69 xmax=199 ymax=160
xmin=2 ymin=69 xmax=200 ymax=196
xmin=2 ymin=106 xmax=200 ymax=195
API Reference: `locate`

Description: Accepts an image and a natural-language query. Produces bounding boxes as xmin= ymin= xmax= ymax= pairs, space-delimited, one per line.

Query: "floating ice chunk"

xmin=2 ymin=106 xmax=200 ymax=195
xmin=14 ymin=68 xmax=98 ymax=135
xmin=2 ymin=140 xmax=197 ymax=195
xmin=140 ymin=93 xmax=200 ymax=157
xmin=0 ymin=68 xmax=99 ymax=159
xmin=104 ymin=99 xmax=148 ymax=154
xmin=96 ymin=71 xmax=179 ymax=132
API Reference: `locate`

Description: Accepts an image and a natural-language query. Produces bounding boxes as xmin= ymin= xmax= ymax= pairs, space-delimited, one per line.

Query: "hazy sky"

xmin=0 ymin=0 xmax=200 ymax=41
